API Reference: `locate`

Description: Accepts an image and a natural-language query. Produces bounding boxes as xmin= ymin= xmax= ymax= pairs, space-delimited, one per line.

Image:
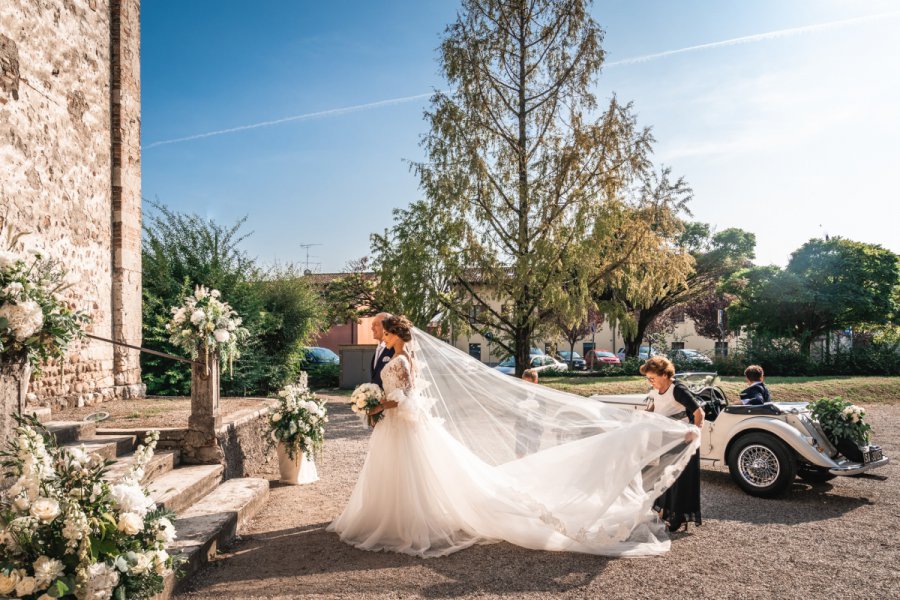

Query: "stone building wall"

xmin=0 ymin=0 xmax=144 ymax=409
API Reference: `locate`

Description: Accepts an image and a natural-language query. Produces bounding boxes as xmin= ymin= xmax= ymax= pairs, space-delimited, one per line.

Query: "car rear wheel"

xmin=727 ymin=432 xmax=796 ymax=498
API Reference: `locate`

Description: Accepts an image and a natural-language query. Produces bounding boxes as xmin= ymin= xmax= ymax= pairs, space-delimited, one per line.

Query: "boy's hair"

xmin=522 ymin=369 xmax=538 ymax=382
xmin=744 ymin=365 xmax=764 ymax=382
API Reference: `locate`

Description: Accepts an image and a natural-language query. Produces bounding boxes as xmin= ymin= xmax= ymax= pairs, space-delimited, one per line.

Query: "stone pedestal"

xmin=184 ymin=352 xmax=224 ymax=464
xmin=0 ymin=361 xmax=31 ymax=448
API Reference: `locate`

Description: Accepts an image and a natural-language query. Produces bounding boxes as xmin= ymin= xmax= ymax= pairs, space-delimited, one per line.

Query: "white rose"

xmin=213 ymin=329 xmax=230 ymax=343
xmin=33 ymin=555 xmax=65 ymax=587
xmin=15 ymin=575 xmax=36 ymax=596
xmin=272 ymin=413 xmax=281 ymax=422
xmin=156 ymin=517 xmax=176 ymax=544
xmin=29 ymin=498 xmax=60 ymax=522
xmin=13 ymin=495 xmax=30 ymax=512
xmin=190 ymin=309 xmax=206 ymax=325
xmin=127 ymin=551 xmax=153 ymax=575
xmin=118 ymin=512 xmax=144 ymax=535
xmin=0 ymin=568 xmax=21 ymax=594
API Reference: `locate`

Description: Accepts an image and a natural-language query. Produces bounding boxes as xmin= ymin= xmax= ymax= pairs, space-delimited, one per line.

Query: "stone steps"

xmin=103 ymin=449 xmax=180 ymax=484
xmin=61 ymin=434 xmax=137 ymax=461
xmin=45 ymin=420 xmax=97 ymax=445
xmin=156 ymin=478 xmax=270 ymax=599
xmin=148 ymin=464 xmax=225 ymax=515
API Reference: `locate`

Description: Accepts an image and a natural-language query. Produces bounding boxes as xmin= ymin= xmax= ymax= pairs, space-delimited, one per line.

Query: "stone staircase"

xmin=41 ymin=415 xmax=270 ymax=599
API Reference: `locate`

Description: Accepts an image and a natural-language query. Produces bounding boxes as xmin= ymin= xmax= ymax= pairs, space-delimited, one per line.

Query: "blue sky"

xmin=141 ymin=1 xmax=900 ymax=272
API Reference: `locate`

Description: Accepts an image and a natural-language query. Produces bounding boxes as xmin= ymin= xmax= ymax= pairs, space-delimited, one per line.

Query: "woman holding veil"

xmin=328 ymin=315 xmax=700 ymax=558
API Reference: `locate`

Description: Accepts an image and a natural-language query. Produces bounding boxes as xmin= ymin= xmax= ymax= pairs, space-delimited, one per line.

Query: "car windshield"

xmin=558 ymin=351 xmax=582 ymax=359
xmin=498 ymin=356 xmax=516 ymax=367
xmin=596 ymin=351 xmax=615 ymax=358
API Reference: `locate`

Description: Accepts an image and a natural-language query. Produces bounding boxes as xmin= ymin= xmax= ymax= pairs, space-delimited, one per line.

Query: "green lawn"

xmin=543 ymin=375 xmax=900 ymax=405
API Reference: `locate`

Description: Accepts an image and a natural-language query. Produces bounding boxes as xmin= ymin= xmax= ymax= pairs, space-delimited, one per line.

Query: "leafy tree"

xmin=142 ymin=203 xmax=324 ymax=395
xmin=684 ymin=292 xmax=738 ymax=341
xmin=601 ymin=223 xmax=755 ymax=357
xmin=399 ymin=0 xmax=682 ymax=375
xmin=725 ymin=237 xmax=899 ymax=355
xmin=554 ymin=305 xmax=603 ymax=367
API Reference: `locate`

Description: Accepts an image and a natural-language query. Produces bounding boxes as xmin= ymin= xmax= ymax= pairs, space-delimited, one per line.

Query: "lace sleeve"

xmin=388 ymin=356 xmax=424 ymax=423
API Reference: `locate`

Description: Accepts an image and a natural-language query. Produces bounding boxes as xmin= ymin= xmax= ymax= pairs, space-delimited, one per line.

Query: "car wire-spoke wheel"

xmin=737 ymin=444 xmax=781 ymax=487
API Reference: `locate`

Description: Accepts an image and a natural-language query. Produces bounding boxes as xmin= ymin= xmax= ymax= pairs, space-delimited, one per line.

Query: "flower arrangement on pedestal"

xmin=266 ymin=373 xmax=328 ymax=462
xmin=0 ymin=416 xmax=178 ymax=599
xmin=165 ymin=285 xmax=248 ymax=374
xmin=0 ymin=225 xmax=88 ymax=373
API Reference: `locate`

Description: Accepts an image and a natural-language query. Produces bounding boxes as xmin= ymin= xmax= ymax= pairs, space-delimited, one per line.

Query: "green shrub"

xmin=306 ymin=363 xmax=340 ymax=388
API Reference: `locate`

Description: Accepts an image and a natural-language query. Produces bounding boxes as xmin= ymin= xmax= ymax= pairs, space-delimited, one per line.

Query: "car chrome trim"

xmin=829 ymin=456 xmax=890 ymax=476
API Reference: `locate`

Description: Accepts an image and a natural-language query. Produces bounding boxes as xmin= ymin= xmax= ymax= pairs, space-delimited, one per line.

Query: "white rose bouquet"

xmin=350 ymin=383 xmax=384 ymax=427
xmin=0 ymin=223 xmax=89 ymax=372
xmin=0 ymin=415 xmax=179 ymax=599
xmin=807 ymin=397 xmax=872 ymax=446
xmin=266 ymin=373 xmax=328 ymax=461
xmin=165 ymin=285 xmax=249 ymax=375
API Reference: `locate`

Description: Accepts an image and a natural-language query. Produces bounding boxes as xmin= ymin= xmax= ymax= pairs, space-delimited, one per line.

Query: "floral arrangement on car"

xmin=165 ymin=285 xmax=248 ymax=375
xmin=807 ymin=397 xmax=872 ymax=447
xmin=266 ymin=373 xmax=328 ymax=461
xmin=0 ymin=415 xmax=178 ymax=600
xmin=350 ymin=383 xmax=384 ymax=427
xmin=0 ymin=223 xmax=89 ymax=372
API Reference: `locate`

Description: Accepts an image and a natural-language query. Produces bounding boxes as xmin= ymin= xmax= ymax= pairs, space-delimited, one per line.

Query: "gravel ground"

xmin=176 ymin=396 xmax=900 ymax=600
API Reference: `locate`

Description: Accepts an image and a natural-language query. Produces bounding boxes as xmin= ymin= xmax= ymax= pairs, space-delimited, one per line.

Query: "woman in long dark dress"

xmin=640 ymin=356 xmax=703 ymax=532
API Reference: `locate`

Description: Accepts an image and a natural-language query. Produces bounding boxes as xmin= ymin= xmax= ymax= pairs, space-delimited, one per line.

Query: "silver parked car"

xmin=587 ymin=372 xmax=890 ymax=497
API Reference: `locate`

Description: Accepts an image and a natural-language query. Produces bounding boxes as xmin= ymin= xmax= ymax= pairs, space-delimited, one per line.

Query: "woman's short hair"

xmin=639 ymin=356 xmax=675 ymax=379
xmin=382 ymin=315 xmax=413 ymax=342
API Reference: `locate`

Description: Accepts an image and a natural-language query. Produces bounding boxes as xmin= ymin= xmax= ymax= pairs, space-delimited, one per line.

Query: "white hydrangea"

xmin=76 ymin=562 xmax=119 ymax=600
xmin=190 ymin=308 xmax=206 ymax=325
xmin=213 ymin=329 xmax=230 ymax=342
xmin=0 ymin=299 xmax=44 ymax=341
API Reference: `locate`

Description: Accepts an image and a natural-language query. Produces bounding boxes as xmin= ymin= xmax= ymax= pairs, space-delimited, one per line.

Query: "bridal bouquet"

xmin=267 ymin=373 xmax=328 ymax=461
xmin=807 ymin=397 xmax=871 ymax=446
xmin=165 ymin=285 xmax=248 ymax=374
xmin=350 ymin=383 xmax=384 ymax=426
xmin=0 ymin=416 xmax=178 ymax=600
xmin=0 ymin=223 xmax=89 ymax=372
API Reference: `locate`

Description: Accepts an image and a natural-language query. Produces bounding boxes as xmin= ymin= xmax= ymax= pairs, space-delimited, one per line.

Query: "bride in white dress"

xmin=328 ymin=315 xmax=700 ymax=558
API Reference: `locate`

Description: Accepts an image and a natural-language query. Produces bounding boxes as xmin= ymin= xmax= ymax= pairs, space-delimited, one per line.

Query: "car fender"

xmin=715 ymin=417 xmax=839 ymax=468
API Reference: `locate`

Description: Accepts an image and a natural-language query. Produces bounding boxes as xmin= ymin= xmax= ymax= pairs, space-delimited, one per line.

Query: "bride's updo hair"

xmin=382 ymin=315 xmax=413 ymax=342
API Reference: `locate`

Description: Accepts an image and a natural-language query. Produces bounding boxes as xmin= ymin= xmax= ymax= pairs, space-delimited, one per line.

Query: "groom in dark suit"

xmin=371 ymin=312 xmax=395 ymax=389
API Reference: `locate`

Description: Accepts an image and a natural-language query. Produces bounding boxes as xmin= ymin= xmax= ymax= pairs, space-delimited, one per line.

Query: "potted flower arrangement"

xmin=266 ymin=373 xmax=328 ymax=484
xmin=806 ymin=397 xmax=872 ymax=463
xmin=0 ymin=415 xmax=178 ymax=599
xmin=0 ymin=224 xmax=89 ymax=416
xmin=165 ymin=285 xmax=248 ymax=375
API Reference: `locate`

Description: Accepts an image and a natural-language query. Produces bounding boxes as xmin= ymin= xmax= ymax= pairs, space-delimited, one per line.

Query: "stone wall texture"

xmin=0 ymin=0 xmax=144 ymax=410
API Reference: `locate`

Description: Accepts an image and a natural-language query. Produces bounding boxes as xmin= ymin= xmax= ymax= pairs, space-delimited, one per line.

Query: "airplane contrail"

xmin=143 ymin=11 xmax=899 ymax=150
xmin=142 ymin=91 xmax=437 ymax=149
xmin=605 ymin=10 xmax=900 ymax=67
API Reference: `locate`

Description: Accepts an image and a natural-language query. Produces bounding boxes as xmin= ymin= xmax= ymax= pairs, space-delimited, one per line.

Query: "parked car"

xmin=556 ymin=350 xmax=586 ymax=370
xmin=560 ymin=372 xmax=889 ymax=497
xmin=670 ymin=348 xmax=713 ymax=365
xmin=494 ymin=354 xmax=568 ymax=376
xmin=299 ymin=346 xmax=340 ymax=366
xmin=615 ymin=346 xmax=661 ymax=361
xmin=584 ymin=349 xmax=621 ymax=369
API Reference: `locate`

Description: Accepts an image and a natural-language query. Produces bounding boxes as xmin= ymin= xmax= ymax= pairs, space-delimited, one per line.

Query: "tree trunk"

xmin=515 ymin=326 xmax=530 ymax=378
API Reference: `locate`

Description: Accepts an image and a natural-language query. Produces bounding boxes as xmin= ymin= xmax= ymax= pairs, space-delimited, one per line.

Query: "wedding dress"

xmin=327 ymin=329 xmax=699 ymax=558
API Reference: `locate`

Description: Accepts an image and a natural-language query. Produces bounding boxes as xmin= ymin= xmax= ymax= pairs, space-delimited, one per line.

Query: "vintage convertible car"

xmin=584 ymin=372 xmax=891 ymax=497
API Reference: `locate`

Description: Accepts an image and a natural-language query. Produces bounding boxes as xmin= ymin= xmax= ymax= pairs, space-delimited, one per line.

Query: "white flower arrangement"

xmin=266 ymin=373 xmax=328 ymax=461
xmin=0 ymin=223 xmax=89 ymax=372
xmin=349 ymin=383 xmax=384 ymax=426
xmin=0 ymin=416 xmax=179 ymax=599
xmin=165 ymin=285 xmax=249 ymax=374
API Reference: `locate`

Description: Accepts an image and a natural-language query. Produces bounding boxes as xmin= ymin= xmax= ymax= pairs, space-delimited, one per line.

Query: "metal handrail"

xmin=84 ymin=333 xmax=204 ymax=367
